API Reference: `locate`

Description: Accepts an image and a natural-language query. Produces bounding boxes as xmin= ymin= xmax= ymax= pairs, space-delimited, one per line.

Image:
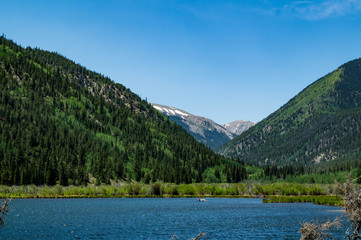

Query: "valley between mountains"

xmin=1 ymin=36 xmax=361 ymax=186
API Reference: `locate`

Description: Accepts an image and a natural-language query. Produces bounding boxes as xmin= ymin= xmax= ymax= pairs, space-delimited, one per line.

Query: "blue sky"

xmin=1 ymin=0 xmax=361 ymax=123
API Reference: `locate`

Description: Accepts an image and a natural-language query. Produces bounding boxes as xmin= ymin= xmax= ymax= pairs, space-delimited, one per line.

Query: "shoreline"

xmin=0 ymin=182 xmax=343 ymax=206
xmin=2 ymin=194 xmax=259 ymax=199
xmin=3 ymin=194 xmax=343 ymax=206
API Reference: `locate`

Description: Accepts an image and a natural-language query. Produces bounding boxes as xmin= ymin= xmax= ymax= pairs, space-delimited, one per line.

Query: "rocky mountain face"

xmin=218 ymin=58 xmax=361 ymax=167
xmin=152 ymin=104 xmax=254 ymax=150
xmin=222 ymin=120 xmax=256 ymax=135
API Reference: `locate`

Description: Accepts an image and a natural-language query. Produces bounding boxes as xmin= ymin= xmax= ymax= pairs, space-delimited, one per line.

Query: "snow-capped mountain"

xmin=222 ymin=120 xmax=256 ymax=136
xmin=152 ymin=104 xmax=249 ymax=150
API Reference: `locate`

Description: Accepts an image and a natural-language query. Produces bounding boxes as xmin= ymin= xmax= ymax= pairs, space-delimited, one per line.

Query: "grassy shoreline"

xmin=263 ymin=195 xmax=343 ymax=206
xmin=2 ymin=194 xmax=258 ymax=199
xmin=0 ymin=182 xmax=344 ymax=206
xmin=3 ymin=194 xmax=343 ymax=207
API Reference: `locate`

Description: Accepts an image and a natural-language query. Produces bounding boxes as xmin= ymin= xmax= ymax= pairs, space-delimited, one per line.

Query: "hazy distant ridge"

xmin=222 ymin=120 xmax=256 ymax=136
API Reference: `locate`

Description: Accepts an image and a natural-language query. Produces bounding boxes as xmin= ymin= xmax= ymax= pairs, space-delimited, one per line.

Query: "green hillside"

xmin=218 ymin=58 xmax=361 ymax=166
xmin=0 ymin=36 xmax=246 ymax=185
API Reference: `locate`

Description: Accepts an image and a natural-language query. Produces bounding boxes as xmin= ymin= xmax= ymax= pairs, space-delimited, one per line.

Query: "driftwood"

xmin=0 ymin=194 xmax=11 ymax=226
xmin=338 ymin=178 xmax=361 ymax=240
xmin=300 ymin=178 xmax=361 ymax=240
xmin=191 ymin=232 xmax=206 ymax=240
xmin=299 ymin=218 xmax=341 ymax=240
xmin=170 ymin=232 xmax=206 ymax=240
xmin=170 ymin=233 xmax=178 ymax=240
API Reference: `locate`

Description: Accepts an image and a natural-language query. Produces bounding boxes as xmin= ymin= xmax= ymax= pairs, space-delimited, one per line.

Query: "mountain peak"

xmin=222 ymin=120 xmax=256 ymax=136
xmin=152 ymin=103 xmax=236 ymax=150
xmin=152 ymin=103 xmax=255 ymax=150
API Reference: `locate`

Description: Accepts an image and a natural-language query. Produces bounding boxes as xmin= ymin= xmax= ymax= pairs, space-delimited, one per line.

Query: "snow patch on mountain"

xmin=153 ymin=104 xmax=189 ymax=118
xmin=222 ymin=120 xmax=256 ymax=136
xmin=152 ymin=103 xmax=252 ymax=150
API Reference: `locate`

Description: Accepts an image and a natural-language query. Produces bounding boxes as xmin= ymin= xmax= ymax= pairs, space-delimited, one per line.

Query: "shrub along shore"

xmin=0 ymin=182 xmax=344 ymax=206
xmin=262 ymin=195 xmax=342 ymax=206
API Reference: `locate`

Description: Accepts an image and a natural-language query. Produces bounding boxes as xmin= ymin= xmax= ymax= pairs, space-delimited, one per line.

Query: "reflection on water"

xmin=2 ymin=198 xmax=346 ymax=239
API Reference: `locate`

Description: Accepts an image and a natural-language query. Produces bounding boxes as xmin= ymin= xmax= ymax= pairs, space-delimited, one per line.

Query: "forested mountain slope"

xmin=218 ymin=58 xmax=361 ymax=166
xmin=0 ymin=37 xmax=245 ymax=185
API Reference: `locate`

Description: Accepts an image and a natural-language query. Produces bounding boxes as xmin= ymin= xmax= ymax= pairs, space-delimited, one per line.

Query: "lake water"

xmin=1 ymin=198 xmax=347 ymax=239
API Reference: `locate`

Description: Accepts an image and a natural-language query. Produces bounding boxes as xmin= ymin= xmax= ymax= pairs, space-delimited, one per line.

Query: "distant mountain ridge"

xmin=218 ymin=58 xmax=361 ymax=167
xmin=222 ymin=120 xmax=256 ymax=136
xmin=152 ymin=104 xmax=254 ymax=150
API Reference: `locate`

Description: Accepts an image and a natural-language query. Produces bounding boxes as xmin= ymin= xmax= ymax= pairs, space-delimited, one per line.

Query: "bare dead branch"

xmin=191 ymin=232 xmax=206 ymax=240
xmin=0 ymin=193 xmax=12 ymax=226
xmin=299 ymin=217 xmax=341 ymax=240
xmin=337 ymin=178 xmax=361 ymax=240
xmin=169 ymin=232 xmax=206 ymax=240
xmin=170 ymin=233 xmax=179 ymax=240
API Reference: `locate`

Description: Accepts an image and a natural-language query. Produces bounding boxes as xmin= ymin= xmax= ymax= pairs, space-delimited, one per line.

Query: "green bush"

xmin=127 ymin=184 xmax=141 ymax=195
xmin=253 ymin=184 xmax=265 ymax=195
xmin=226 ymin=186 xmax=238 ymax=195
xmin=178 ymin=184 xmax=196 ymax=195
xmin=151 ymin=182 xmax=162 ymax=195
xmin=171 ymin=185 xmax=179 ymax=195
xmin=236 ymin=183 xmax=247 ymax=195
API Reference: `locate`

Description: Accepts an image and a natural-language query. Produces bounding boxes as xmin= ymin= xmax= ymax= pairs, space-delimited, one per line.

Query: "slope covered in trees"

xmin=0 ymin=36 xmax=246 ymax=185
xmin=218 ymin=58 xmax=361 ymax=167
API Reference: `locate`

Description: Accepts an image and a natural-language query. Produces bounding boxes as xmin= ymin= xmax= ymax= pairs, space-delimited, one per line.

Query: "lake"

xmin=1 ymin=198 xmax=346 ymax=239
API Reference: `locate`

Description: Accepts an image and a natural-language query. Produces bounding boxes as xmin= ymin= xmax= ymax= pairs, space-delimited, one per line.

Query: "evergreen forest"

xmin=0 ymin=36 xmax=247 ymax=186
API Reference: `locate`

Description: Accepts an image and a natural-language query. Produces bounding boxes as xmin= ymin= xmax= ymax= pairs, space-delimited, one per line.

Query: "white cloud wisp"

xmin=282 ymin=0 xmax=361 ymax=20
